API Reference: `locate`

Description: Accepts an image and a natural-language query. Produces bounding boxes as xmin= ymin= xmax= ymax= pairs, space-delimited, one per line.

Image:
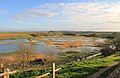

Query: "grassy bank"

xmin=57 ymin=53 xmax=120 ymax=78
xmin=8 ymin=53 xmax=120 ymax=78
xmin=97 ymin=63 xmax=120 ymax=78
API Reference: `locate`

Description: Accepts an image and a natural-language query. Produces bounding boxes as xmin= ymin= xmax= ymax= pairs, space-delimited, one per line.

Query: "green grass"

xmin=56 ymin=54 xmax=120 ymax=78
xmin=8 ymin=53 xmax=120 ymax=78
xmin=97 ymin=52 xmax=120 ymax=78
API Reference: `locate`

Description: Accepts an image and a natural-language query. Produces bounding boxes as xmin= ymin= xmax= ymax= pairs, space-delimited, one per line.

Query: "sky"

xmin=0 ymin=0 xmax=120 ymax=31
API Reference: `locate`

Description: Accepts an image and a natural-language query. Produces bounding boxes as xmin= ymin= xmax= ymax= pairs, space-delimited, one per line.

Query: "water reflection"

xmin=0 ymin=44 xmax=19 ymax=53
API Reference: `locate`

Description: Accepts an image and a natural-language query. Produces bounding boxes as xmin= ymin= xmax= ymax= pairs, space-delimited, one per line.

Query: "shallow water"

xmin=0 ymin=40 xmax=58 ymax=53
xmin=0 ymin=38 xmax=105 ymax=54
xmin=34 ymin=42 xmax=58 ymax=53
xmin=0 ymin=39 xmax=28 ymax=43
xmin=0 ymin=44 xmax=19 ymax=53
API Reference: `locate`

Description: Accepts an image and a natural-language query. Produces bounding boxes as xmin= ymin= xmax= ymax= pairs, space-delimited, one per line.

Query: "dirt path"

xmin=87 ymin=62 xmax=119 ymax=78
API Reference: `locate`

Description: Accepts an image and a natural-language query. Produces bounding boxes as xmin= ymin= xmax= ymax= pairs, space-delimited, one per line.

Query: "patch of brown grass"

xmin=0 ymin=33 xmax=31 ymax=39
xmin=0 ymin=54 xmax=56 ymax=65
xmin=44 ymin=41 xmax=84 ymax=49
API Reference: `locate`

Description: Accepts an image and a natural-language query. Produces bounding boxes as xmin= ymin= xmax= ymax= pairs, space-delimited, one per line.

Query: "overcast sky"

xmin=0 ymin=0 xmax=120 ymax=31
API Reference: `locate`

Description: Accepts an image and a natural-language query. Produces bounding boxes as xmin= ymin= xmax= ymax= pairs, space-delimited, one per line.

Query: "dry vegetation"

xmin=0 ymin=54 xmax=55 ymax=65
xmin=0 ymin=44 xmax=56 ymax=70
xmin=0 ymin=33 xmax=32 ymax=40
xmin=45 ymin=41 xmax=84 ymax=48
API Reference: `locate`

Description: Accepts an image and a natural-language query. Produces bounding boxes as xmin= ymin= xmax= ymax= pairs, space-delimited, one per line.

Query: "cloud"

xmin=12 ymin=2 xmax=120 ymax=31
xmin=12 ymin=4 xmax=58 ymax=23
xmin=0 ymin=9 xmax=7 ymax=14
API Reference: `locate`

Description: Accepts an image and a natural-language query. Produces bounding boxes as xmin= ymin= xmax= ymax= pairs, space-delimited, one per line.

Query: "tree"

xmin=16 ymin=44 xmax=36 ymax=70
xmin=112 ymin=34 xmax=120 ymax=51
xmin=100 ymin=33 xmax=120 ymax=57
xmin=101 ymin=45 xmax=115 ymax=57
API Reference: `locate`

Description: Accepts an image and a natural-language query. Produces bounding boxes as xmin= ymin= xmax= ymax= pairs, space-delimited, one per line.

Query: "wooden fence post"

xmin=4 ymin=68 xmax=9 ymax=78
xmin=52 ymin=63 xmax=55 ymax=78
xmin=0 ymin=63 xmax=4 ymax=68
